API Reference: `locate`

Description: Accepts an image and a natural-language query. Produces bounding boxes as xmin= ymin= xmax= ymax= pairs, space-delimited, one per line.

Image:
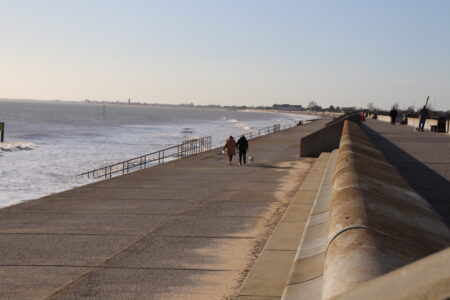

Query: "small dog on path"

xmin=248 ymin=155 xmax=254 ymax=164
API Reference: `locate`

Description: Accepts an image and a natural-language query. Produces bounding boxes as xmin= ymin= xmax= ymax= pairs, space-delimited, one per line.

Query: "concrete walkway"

xmin=363 ymin=119 xmax=450 ymax=225
xmin=0 ymin=119 xmax=327 ymax=300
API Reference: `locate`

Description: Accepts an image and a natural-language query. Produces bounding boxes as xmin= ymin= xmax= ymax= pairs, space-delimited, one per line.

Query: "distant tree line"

xmin=82 ymin=98 xmax=449 ymax=119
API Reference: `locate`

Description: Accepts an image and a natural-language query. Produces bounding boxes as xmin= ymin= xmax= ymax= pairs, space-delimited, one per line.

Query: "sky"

xmin=1 ymin=0 xmax=449 ymax=110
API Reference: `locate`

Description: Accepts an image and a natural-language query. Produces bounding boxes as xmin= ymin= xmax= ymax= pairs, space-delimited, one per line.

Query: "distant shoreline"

xmin=0 ymin=98 xmax=343 ymax=122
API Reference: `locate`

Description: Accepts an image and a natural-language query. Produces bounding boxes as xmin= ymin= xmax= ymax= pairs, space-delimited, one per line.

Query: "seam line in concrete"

xmin=326 ymin=226 xmax=433 ymax=256
xmin=239 ymin=294 xmax=283 ymax=298
xmin=265 ymin=249 xmax=297 ymax=252
xmin=7 ymin=211 xmax=264 ymax=219
xmin=150 ymin=234 xmax=256 ymax=239
xmin=0 ymin=264 xmax=239 ymax=272
xmin=0 ymin=232 xmax=142 ymax=236
xmin=288 ymin=274 xmax=323 ymax=285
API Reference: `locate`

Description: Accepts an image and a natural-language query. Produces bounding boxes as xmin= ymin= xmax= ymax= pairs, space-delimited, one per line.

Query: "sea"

xmin=0 ymin=100 xmax=318 ymax=208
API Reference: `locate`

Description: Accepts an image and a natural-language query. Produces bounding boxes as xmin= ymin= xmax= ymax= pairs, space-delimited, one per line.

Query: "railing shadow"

xmin=246 ymin=164 xmax=292 ymax=170
xmin=362 ymin=124 xmax=450 ymax=226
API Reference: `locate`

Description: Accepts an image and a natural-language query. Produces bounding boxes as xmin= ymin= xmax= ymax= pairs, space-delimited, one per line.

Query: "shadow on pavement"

xmin=362 ymin=124 xmax=450 ymax=226
xmin=247 ymin=164 xmax=293 ymax=169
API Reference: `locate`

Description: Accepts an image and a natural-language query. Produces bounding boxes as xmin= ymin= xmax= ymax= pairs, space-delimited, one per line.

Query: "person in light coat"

xmin=223 ymin=136 xmax=237 ymax=165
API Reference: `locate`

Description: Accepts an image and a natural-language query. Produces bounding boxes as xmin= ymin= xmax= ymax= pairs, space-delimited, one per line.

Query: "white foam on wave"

xmin=224 ymin=118 xmax=254 ymax=132
xmin=0 ymin=142 xmax=37 ymax=152
xmin=184 ymin=135 xmax=202 ymax=140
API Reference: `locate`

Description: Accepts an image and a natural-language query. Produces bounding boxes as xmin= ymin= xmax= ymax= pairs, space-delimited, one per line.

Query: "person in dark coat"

xmin=390 ymin=107 xmax=398 ymax=125
xmin=236 ymin=135 xmax=249 ymax=165
xmin=418 ymin=105 xmax=428 ymax=131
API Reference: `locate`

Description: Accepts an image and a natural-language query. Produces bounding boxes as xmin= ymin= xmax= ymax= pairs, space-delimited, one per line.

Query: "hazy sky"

xmin=1 ymin=0 xmax=449 ymax=110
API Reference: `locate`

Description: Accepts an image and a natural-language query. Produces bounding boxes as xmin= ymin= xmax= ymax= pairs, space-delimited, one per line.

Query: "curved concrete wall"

xmin=322 ymin=120 xmax=450 ymax=299
xmin=331 ymin=247 xmax=450 ymax=300
xmin=300 ymin=113 xmax=362 ymax=157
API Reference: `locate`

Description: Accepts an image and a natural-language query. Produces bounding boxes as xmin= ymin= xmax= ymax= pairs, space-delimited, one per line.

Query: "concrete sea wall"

xmin=322 ymin=120 xmax=450 ymax=299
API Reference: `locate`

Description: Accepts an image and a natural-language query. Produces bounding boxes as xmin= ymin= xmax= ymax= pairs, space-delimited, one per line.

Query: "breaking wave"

xmin=224 ymin=118 xmax=254 ymax=132
xmin=0 ymin=142 xmax=37 ymax=152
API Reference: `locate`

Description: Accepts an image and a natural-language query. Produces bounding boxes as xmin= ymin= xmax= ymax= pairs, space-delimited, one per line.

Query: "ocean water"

xmin=0 ymin=100 xmax=317 ymax=207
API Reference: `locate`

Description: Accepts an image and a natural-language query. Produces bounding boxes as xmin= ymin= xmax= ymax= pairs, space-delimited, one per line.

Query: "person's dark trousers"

xmin=239 ymin=151 xmax=246 ymax=164
xmin=419 ymin=118 xmax=426 ymax=131
xmin=391 ymin=117 xmax=396 ymax=125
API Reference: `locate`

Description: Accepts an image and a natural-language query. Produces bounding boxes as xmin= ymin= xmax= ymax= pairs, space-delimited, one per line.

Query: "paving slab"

xmin=211 ymin=189 xmax=280 ymax=203
xmin=105 ymin=235 xmax=255 ymax=270
xmin=5 ymin=197 xmax=197 ymax=215
xmin=282 ymin=203 xmax=313 ymax=223
xmin=265 ymin=222 xmax=309 ymax=250
xmin=0 ymin=266 xmax=90 ymax=300
xmin=291 ymin=191 xmax=317 ymax=204
xmin=0 ymin=234 xmax=138 ymax=266
xmin=0 ymin=211 xmax=174 ymax=235
xmin=239 ymin=250 xmax=297 ymax=298
xmin=152 ymin=215 xmax=263 ymax=238
xmin=58 ymin=186 xmax=217 ymax=200
xmin=47 ymin=268 xmax=241 ymax=300
xmin=186 ymin=201 xmax=272 ymax=217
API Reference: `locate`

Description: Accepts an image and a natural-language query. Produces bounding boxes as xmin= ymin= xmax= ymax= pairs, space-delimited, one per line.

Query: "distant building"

xmin=272 ymin=104 xmax=304 ymax=111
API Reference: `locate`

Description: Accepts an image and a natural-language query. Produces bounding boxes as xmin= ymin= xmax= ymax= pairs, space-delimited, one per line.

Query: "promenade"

xmin=363 ymin=119 xmax=450 ymax=225
xmin=0 ymin=119 xmax=327 ymax=300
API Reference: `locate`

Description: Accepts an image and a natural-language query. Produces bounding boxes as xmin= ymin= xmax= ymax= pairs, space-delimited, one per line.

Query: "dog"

xmin=248 ymin=155 xmax=254 ymax=164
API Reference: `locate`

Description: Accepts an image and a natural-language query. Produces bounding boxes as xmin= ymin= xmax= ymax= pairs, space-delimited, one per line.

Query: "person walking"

xmin=389 ymin=106 xmax=398 ymax=125
xmin=418 ymin=105 xmax=428 ymax=131
xmin=223 ymin=136 xmax=237 ymax=165
xmin=236 ymin=135 xmax=249 ymax=165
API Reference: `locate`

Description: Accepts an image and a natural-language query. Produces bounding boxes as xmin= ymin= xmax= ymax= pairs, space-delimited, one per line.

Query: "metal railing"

xmin=246 ymin=124 xmax=281 ymax=138
xmin=220 ymin=122 xmax=297 ymax=144
xmin=79 ymin=136 xmax=212 ymax=179
xmin=80 ymin=120 xmax=303 ymax=180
